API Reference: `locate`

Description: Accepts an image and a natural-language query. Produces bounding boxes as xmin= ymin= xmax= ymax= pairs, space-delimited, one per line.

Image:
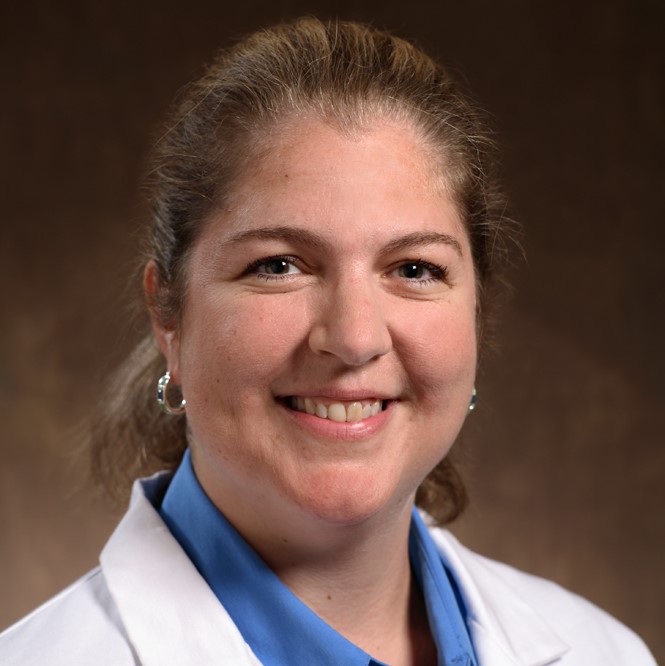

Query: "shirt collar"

xmin=160 ymin=450 xmax=475 ymax=666
xmin=409 ymin=511 xmax=477 ymax=666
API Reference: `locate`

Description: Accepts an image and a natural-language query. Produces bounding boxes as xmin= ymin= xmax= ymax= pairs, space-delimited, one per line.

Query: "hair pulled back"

xmin=91 ymin=17 xmax=512 ymax=524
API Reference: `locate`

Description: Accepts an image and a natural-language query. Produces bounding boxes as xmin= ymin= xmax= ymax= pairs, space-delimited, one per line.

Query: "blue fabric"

xmin=409 ymin=511 xmax=477 ymax=665
xmin=160 ymin=449 xmax=477 ymax=666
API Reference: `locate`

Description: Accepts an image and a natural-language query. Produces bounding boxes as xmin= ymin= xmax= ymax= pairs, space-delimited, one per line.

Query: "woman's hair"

xmin=90 ymin=17 xmax=514 ymax=524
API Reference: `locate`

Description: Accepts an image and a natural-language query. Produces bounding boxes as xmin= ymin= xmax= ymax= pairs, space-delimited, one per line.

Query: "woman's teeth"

xmin=289 ymin=397 xmax=383 ymax=423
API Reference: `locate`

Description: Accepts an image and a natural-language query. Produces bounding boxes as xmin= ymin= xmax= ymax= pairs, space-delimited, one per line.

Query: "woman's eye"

xmin=244 ymin=255 xmax=303 ymax=279
xmin=260 ymin=258 xmax=293 ymax=275
xmin=394 ymin=260 xmax=447 ymax=283
xmin=398 ymin=263 xmax=426 ymax=279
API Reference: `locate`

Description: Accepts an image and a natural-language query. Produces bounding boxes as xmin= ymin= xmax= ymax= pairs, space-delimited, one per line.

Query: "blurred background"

xmin=1 ymin=0 xmax=663 ymax=660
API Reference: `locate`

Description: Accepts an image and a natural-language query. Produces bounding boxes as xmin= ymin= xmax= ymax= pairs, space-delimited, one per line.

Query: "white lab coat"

xmin=1 ymin=473 xmax=656 ymax=666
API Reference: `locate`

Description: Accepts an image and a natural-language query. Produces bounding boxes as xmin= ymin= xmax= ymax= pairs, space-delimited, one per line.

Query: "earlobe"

xmin=143 ymin=260 xmax=181 ymax=381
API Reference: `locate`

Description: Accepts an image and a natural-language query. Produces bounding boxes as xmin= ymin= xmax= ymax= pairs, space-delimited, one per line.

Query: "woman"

xmin=1 ymin=17 xmax=656 ymax=666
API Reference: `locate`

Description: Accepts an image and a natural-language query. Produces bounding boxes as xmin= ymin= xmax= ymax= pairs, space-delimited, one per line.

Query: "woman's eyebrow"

xmin=382 ymin=231 xmax=463 ymax=257
xmin=220 ymin=226 xmax=329 ymax=251
xmin=220 ymin=227 xmax=462 ymax=256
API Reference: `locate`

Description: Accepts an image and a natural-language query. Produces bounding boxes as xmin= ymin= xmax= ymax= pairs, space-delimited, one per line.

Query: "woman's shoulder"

xmin=0 ymin=567 xmax=137 ymax=666
xmin=429 ymin=525 xmax=657 ymax=665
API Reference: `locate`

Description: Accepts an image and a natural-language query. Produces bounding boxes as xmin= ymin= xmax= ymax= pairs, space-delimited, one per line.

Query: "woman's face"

xmin=157 ymin=117 xmax=477 ymax=534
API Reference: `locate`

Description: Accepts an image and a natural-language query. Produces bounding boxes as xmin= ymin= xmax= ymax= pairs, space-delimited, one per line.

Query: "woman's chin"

xmin=284 ymin=465 xmax=411 ymax=529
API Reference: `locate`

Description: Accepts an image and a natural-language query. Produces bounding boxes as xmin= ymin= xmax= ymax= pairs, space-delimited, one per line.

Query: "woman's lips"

xmin=286 ymin=396 xmax=385 ymax=423
xmin=278 ymin=396 xmax=394 ymax=441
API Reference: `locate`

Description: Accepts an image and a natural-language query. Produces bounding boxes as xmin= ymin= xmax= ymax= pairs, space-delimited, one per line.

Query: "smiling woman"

xmin=0 ymin=16 xmax=656 ymax=666
xmin=149 ymin=117 xmax=478 ymax=542
xmin=97 ymin=17 xmax=503 ymax=529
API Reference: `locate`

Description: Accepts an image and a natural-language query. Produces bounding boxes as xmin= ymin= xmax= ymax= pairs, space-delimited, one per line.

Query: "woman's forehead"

xmin=226 ymin=115 xmax=458 ymax=215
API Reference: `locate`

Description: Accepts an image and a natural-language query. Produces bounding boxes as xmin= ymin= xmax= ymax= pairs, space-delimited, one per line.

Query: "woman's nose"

xmin=308 ymin=278 xmax=392 ymax=366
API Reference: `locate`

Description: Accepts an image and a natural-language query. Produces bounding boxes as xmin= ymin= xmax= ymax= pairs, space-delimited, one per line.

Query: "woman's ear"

xmin=143 ymin=260 xmax=181 ymax=381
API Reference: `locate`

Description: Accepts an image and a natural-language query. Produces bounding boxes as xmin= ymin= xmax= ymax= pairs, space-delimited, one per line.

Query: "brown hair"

xmin=90 ymin=17 xmax=513 ymax=524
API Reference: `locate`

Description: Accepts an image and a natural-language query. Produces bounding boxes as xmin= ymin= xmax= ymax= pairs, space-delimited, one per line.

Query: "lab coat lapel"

xmin=101 ymin=475 xmax=262 ymax=666
xmin=429 ymin=528 xmax=570 ymax=666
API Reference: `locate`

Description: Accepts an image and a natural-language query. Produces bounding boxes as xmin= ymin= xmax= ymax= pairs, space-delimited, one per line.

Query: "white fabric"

xmin=1 ymin=473 xmax=656 ymax=666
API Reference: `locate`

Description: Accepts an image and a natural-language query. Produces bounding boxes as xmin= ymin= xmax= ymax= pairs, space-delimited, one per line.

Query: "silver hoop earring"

xmin=468 ymin=387 xmax=477 ymax=412
xmin=156 ymin=371 xmax=186 ymax=415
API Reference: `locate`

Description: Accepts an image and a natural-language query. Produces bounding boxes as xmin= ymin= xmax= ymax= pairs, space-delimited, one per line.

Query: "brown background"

xmin=1 ymin=0 xmax=663 ymax=660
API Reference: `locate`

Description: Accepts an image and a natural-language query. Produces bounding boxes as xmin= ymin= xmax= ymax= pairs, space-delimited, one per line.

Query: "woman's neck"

xmin=244 ymin=503 xmax=437 ymax=666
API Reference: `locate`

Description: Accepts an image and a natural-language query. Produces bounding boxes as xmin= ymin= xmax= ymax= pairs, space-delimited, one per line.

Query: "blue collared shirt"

xmin=160 ymin=450 xmax=477 ymax=666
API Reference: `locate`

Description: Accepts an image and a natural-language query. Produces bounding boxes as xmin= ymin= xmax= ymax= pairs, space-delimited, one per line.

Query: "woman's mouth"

xmin=285 ymin=397 xmax=387 ymax=423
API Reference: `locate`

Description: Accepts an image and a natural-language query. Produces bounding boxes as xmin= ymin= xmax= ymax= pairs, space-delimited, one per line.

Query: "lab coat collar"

xmin=102 ymin=474 xmax=570 ymax=666
xmin=101 ymin=473 xmax=262 ymax=666
xmin=428 ymin=528 xmax=570 ymax=666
